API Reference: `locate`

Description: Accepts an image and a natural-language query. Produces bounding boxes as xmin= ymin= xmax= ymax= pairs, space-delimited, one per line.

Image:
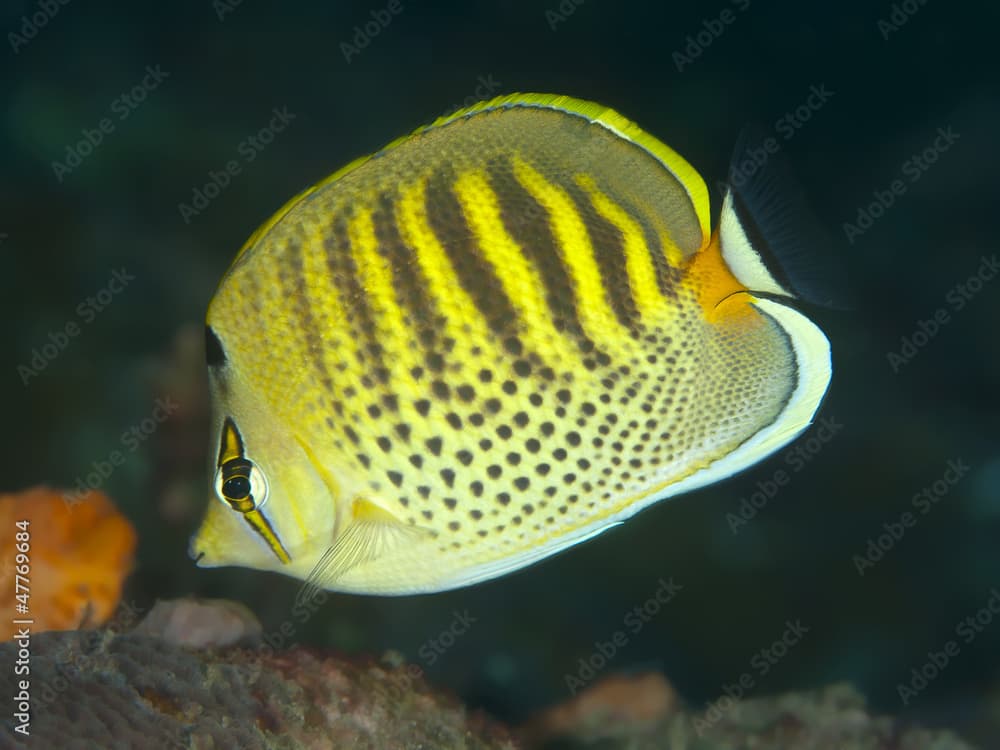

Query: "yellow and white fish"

xmin=190 ymin=93 xmax=832 ymax=595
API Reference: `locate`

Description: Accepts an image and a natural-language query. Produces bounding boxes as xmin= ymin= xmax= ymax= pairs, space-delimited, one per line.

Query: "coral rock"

xmin=522 ymin=675 xmax=981 ymax=750
xmin=0 ymin=594 xmax=981 ymax=750
xmin=0 ymin=627 xmax=517 ymax=749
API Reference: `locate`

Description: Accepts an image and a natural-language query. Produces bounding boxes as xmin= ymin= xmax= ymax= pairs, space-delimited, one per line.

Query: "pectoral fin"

xmin=295 ymin=498 xmax=435 ymax=605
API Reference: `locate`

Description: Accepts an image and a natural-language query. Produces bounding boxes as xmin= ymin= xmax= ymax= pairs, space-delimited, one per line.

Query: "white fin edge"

xmin=719 ymin=189 xmax=794 ymax=298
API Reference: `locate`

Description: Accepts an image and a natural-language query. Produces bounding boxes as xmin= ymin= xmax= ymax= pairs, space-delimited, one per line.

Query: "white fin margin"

xmin=719 ymin=190 xmax=794 ymax=298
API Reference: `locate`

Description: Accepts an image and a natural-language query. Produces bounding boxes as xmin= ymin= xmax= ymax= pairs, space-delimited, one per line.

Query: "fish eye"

xmin=214 ymin=458 xmax=269 ymax=512
xmin=223 ymin=474 xmax=251 ymax=500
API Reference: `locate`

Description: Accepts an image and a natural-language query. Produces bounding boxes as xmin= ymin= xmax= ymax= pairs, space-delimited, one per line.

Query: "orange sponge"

xmin=0 ymin=486 xmax=137 ymax=640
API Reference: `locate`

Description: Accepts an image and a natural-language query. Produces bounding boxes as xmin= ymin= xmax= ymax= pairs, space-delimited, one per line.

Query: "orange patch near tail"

xmin=684 ymin=230 xmax=756 ymax=323
xmin=0 ymin=486 xmax=137 ymax=640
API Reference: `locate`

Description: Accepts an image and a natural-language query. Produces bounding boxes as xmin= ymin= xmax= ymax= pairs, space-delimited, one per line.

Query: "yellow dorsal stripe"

xmin=396 ymin=178 xmax=494 ymax=347
xmin=451 ymin=170 xmax=578 ymax=361
xmin=346 ymin=207 xmax=420 ymax=379
xmin=512 ymin=157 xmax=629 ymax=344
xmin=574 ymin=174 xmax=664 ymax=318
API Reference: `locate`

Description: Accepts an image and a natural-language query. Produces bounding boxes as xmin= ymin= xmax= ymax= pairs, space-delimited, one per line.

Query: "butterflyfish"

xmin=189 ymin=94 xmax=832 ymax=595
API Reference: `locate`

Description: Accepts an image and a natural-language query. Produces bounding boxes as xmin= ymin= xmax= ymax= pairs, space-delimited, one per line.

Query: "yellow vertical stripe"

xmin=574 ymin=174 xmax=664 ymax=318
xmin=512 ymin=157 xmax=629 ymax=344
xmin=452 ymin=169 xmax=578 ymax=360
xmin=396 ymin=178 xmax=494 ymax=348
xmin=653 ymin=219 xmax=689 ymax=268
xmin=347 ymin=207 xmax=419 ymax=379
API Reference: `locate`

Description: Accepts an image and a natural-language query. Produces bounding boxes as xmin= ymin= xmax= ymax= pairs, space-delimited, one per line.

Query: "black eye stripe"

xmin=216 ymin=420 xmax=264 ymax=512
xmin=218 ymin=416 xmax=245 ymax=466
xmin=221 ymin=457 xmax=255 ymax=503
xmin=222 ymin=458 xmax=253 ymax=479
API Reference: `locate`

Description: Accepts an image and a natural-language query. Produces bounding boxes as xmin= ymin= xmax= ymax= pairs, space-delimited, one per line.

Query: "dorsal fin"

xmin=719 ymin=126 xmax=851 ymax=309
xmin=294 ymin=499 xmax=435 ymax=606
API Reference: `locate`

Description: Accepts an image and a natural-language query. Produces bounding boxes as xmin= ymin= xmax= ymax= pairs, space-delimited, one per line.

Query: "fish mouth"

xmin=188 ymin=546 xmax=229 ymax=569
xmin=187 ymin=539 xmax=207 ymax=566
xmin=187 ymin=533 xmax=216 ymax=567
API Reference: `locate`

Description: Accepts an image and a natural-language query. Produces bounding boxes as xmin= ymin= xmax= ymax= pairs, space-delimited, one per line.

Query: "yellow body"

xmin=190 ymin=94 xmax=831 ymax=594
